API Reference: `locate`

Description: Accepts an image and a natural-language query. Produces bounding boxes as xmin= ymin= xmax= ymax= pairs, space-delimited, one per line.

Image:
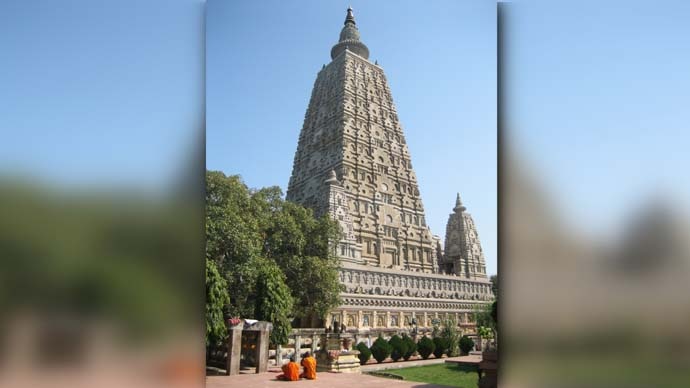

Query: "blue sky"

xmin=504 ymin=1 xmax=690 ymax=241
xmin=0 ymin=0 xmax=204 ymax=189
xmin=207 ymin=0 xmax=498 ymax=275
xmin=5 ymin=1 xmax=687 ymax=278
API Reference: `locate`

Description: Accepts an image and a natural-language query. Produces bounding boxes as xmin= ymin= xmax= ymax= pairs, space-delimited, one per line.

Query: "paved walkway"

xmin=206 ymin=370 xmax=452 ymax=388
xmin=206 ymin=356 xmax=481 ymax=388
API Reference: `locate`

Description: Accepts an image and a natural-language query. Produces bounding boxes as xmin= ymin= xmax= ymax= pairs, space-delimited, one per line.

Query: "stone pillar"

xmin=276 ymin=344 xmax=283 ymax=366
xmin=478 ymin=350 xmax=498 ymax=388
xmin=311 ymin=334 xmax=318 ymax=354
xmin=423 ymin=312 xmax=428 ymax=328
xmin=255 ymin=328 xmax=269 ymax=373
xmin=226 ymin=325 xmax=243 ymax=375
xmin=386 ymin=312 xmax=390 ymax=328
xmin=372 ymin=311 xmax=378 ymax=328
xmin=294 ymin=335 xmax=302 ymax=364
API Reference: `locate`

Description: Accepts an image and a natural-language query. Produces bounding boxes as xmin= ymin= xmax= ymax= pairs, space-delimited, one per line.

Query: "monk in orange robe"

xmin=276 ymin=356 xmax=300 ymax=381
xmin=300 ymin=352 xmax=317 ymax=380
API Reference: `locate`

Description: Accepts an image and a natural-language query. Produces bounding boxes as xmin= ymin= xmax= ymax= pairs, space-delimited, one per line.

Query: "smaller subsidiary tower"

xmin=441 ymin=193 xmax=489 ymax=278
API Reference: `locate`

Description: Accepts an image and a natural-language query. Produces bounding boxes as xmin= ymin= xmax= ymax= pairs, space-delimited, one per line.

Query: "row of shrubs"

xmin=355 ymin=333 xmax=475 ymax=365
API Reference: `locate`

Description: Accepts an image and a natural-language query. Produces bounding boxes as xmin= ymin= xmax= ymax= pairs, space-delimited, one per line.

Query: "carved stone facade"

xmin=286 ymin=8 xmax=493 ymax=329
xmin=440 ymin=194 xmax=489 ymax=278
xmin=286 ymin=7 xmax=435 ymax=272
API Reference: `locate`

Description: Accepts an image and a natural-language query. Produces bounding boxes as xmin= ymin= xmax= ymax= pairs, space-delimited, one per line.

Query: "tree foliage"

xmin=206 ymin=258 xmax=230 ymax=346
xmin=477 ymin=326 xmax=494 ymax=340
xmin=490 ymin=274 xmax=498 ymax=296
xmin=474 ymin=302 xmax=496 ymax=331
xmin=205 ymin=171 xmax=343 ymax=345
xmin=440 ymin=318 xmax=461 ymax=357
xmin=253 ymin=258 xmax=294 ymax=345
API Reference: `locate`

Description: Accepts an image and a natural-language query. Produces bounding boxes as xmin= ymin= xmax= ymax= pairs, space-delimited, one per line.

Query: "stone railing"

xmin=273 ymin=327 xmax=483 ymax=366
xmin=272 ymin=328 xmax=324 ymax=366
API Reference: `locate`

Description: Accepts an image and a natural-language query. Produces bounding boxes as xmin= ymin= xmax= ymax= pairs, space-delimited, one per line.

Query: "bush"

xmin=432 ymin=337 xmax=448 ymax=359
xmin=355 ymin=342 xmax=371 ymax=365
xmin=459 ymin=335 xmax=475 ymax=355
xmin=440 ymin=318 xmax=460 ymax=357
xmin=402 ymin=333 xmax=417 ymax=360
xmin=370 ymin=334 xmax=392 ymax=363
xmin=388 ymin=334 xmax=408 ymax=361
xmin=417 ymin=336 xmax=435 ymax=360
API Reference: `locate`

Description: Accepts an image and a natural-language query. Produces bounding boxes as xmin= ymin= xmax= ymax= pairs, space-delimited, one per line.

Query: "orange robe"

xmin=277 ymin=361 xmax=300 ymax=381
xmin=300 ymin=356 xmax=317 ymax=380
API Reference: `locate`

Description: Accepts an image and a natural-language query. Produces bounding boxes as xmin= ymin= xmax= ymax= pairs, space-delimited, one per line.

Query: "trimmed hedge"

xmin=417 ymin=336 xmax=435 ymax=359
xmin=459 ymin=335 xmax=475 ymax=355
xmin=433 ymin=337 xmax=448 ymax=359
xmin=402 ymin=333 xmax=417 ymax=360
xmin=355 ymin=342 xmax=371 ymax=365
xmin=388 ymin=334 xmax=407 ymax=361
xmin=371 ymin=334 xmax=392 ymax=363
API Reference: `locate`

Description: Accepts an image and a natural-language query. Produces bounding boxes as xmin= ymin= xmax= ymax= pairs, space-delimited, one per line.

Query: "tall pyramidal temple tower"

xmin=287 ymin=8 xmax=493 ymax=330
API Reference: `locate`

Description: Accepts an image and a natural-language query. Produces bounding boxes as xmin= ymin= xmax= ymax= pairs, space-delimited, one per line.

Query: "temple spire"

xmin=454 ymin=193 xmax=466 ymax=212
xmin=331 ymin=7 xmax=370 ymax=60
xmin=345 ymin=6 xmax=356 ymax=25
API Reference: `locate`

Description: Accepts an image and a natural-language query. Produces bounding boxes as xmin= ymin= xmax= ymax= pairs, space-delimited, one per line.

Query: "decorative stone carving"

xmin=284 ymin=7 xmax=493 ymax=331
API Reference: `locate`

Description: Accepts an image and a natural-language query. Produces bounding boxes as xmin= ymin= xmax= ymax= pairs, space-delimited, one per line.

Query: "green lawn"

xmin=369 ymin=363 xmax=479 ymax=388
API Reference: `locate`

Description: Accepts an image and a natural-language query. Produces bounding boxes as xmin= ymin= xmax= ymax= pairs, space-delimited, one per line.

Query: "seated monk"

xmin=300 ymin=352 xmax=317 ymax=380
xmin=276 ymin=356 xmax=300 ymax=381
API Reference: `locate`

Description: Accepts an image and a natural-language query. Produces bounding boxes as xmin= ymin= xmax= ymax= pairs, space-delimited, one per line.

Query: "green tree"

xmin=253 ymin=258 xmax=294 ymax=345
xmin=474 ymin=303 xmax=496 ymax=331
xmin=257 ymin=193 xmax=342 ymax=323
xmin=206 ymin=171 xmax=262 ymax=318
xmin=205 ymin=171 xmax=342 ymax=345
xmin=205 ymin=258 xmax=229 ymax=346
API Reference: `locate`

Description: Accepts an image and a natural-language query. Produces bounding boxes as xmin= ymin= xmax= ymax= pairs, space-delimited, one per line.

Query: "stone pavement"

xmin=206 ymin=356 xmax=481 ymax=388
xmin=206 ymin=370 xmax=451 ymax=388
